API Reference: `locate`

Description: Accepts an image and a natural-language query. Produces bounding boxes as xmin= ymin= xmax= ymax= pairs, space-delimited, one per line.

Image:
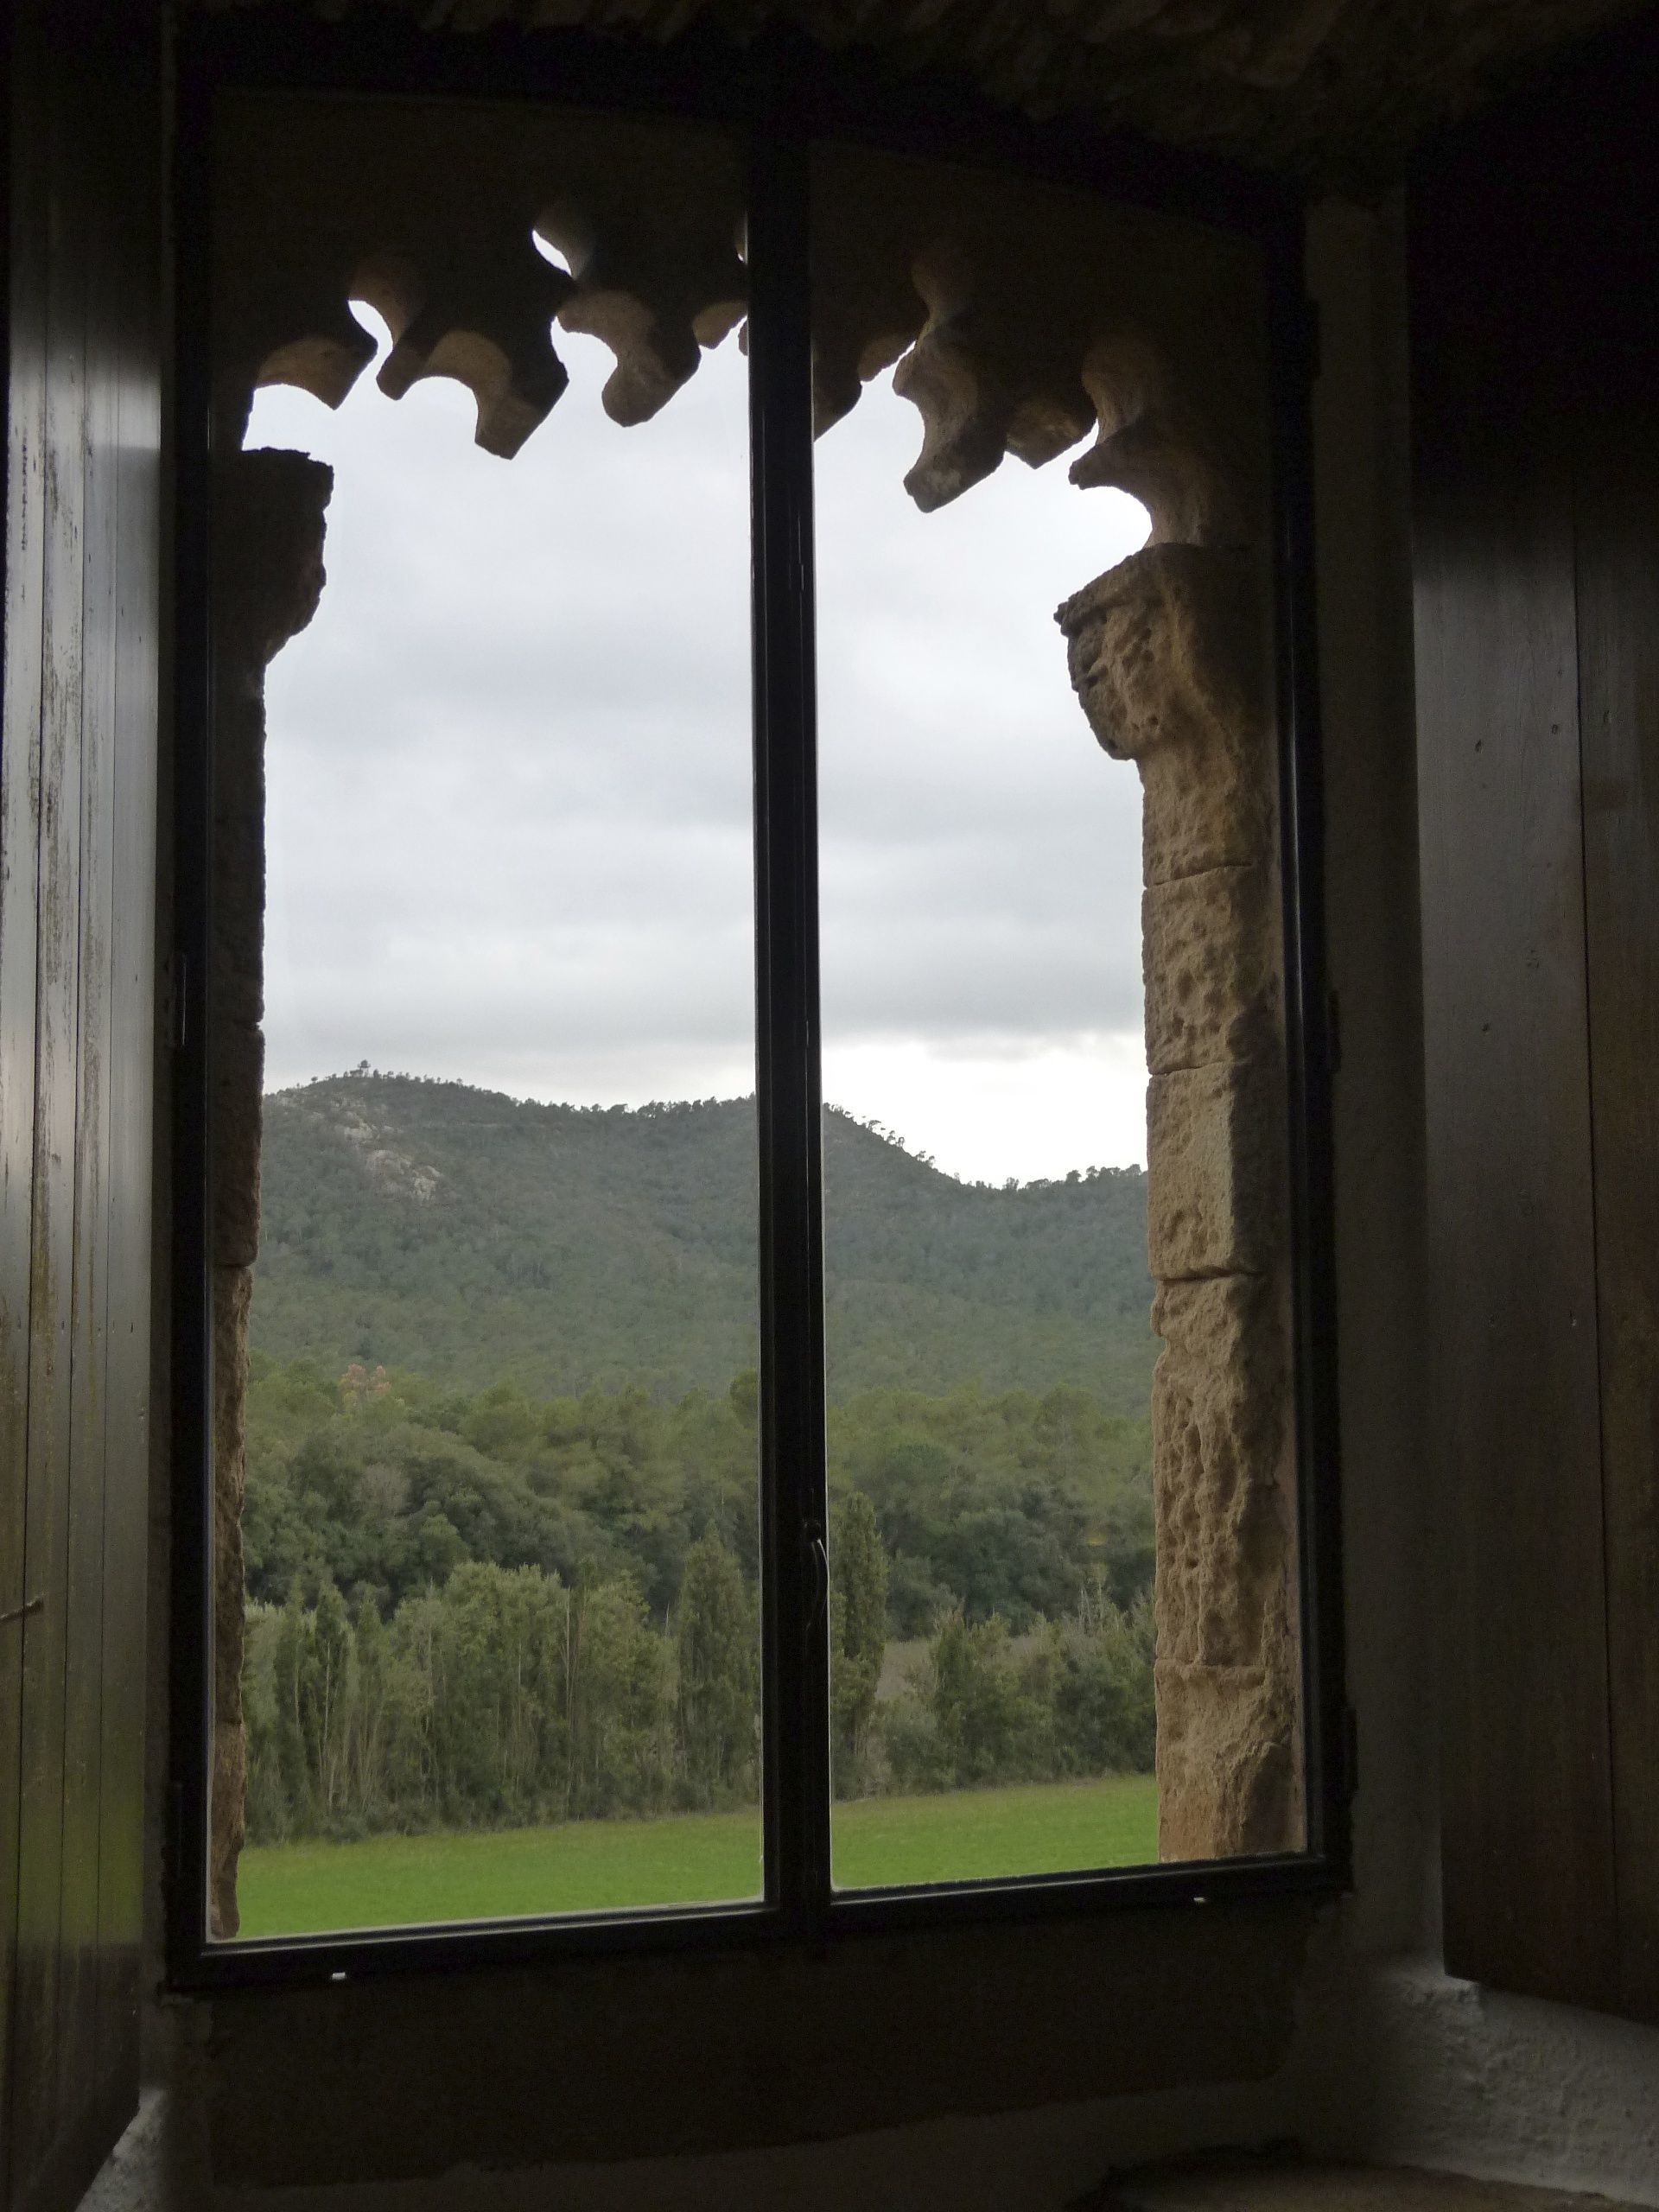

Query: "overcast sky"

xmin=246 ymin=309 xmax=1150 ymax=1183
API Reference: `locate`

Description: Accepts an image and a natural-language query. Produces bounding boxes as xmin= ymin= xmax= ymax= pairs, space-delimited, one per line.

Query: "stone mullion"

xmin=207 ymin=446 xmax=333 ymax=1936
xmin=1058 ymin=542 xmax=1300 ymax=1862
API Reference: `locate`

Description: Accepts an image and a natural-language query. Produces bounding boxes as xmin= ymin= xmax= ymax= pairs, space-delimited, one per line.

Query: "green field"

xmin=235 ymin=1775 xmax=1159 ymax=1936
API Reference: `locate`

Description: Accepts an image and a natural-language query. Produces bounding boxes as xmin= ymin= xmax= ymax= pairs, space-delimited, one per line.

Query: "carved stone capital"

xmin=1055 ymin=542 xmax=1264 ymax=767
xmin=213 ymin=448 xmax=333 ymax=680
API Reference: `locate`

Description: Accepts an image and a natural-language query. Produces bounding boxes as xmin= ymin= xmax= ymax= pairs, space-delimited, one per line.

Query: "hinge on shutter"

xmin=0 ymin=1593 xmax=45 ymax=1626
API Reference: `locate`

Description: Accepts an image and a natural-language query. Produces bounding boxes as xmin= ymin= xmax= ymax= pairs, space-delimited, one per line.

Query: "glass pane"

xmin=208 ymin=95 xmax=761 ymax=1937
xmin=811 ymin=143 xmax=1299 ymax=1886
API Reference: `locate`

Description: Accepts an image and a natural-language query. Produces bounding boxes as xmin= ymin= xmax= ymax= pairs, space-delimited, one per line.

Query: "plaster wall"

xmin=82 ymin=193 xmax=1659 ymax=2212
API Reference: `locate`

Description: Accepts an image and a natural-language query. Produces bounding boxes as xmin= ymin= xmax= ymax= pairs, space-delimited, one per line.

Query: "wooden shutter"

xmin=1 ymin=4 xmax=162 ymax=2206
xmin=1411 ymin=17 xmax=1659 ymax=2024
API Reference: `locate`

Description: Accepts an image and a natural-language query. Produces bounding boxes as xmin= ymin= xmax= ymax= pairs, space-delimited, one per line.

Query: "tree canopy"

xmin=251 ymin=1075 xmax=1158 ymax=1410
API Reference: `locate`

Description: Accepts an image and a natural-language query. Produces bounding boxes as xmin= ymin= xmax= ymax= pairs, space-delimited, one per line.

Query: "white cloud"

xmin=248 ymin=308 xmax=1149 ymax=1179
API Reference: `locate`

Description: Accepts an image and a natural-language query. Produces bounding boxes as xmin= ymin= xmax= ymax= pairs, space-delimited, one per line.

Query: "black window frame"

xmin=166 ymin=14 xmax=1346 ymax=1992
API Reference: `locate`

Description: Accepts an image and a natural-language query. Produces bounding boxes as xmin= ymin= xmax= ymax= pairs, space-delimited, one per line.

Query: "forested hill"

xmin=251 ymin=1074 xmax=1157 ymax=1412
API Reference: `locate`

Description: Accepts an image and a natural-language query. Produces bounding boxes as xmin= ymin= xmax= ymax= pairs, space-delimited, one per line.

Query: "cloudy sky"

xmin=247 ymin=309 xmax=1150 ymax=1184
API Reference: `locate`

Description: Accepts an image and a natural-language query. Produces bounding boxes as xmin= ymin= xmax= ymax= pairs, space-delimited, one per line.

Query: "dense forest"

xmin=243 ymin=1075 xmax=1159 ymax=1843
xmin=252 ymin=1074 xmax=1158 ymax=1409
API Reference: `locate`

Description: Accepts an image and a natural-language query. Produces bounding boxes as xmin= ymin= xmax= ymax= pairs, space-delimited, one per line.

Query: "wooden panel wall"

xmin=1570 ymin=103 xmax=1659 ymax=2016
xmin=1577 ymin=406 xmax=1659 ymax=2023
xmin=1412 ymin=22 xmax=1659 ymax=2024
xmin=1 ymin=5 xmax=162 ymax=2208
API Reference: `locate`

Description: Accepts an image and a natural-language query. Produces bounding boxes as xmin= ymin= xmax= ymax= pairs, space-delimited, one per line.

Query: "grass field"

xmin=235 ymin=1774 xmax=1159 ymax=1936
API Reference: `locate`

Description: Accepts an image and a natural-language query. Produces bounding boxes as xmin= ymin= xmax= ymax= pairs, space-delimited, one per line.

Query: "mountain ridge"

xmin=251 ymin=1072 xmax=1158 ymax=1412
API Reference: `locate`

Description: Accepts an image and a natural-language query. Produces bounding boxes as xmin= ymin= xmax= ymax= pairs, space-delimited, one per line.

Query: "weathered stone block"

xmin=1155 ymin=1654 xmax=1301 ymax=1862
xmin=1055 ymin=542 xmax=1274 ymax=887
xmin=1142 ymin=862 xmax=1277 ymax=1074
xmin=213 ymin=730 xmax=267 ymax=970
xmin=1153 ymin=1166 xmax=1299 ymax=1869
xmin=213 ymin=1262 xmax=251 ymax=1675
xmin=1139 ymin=743 xmax=1268 ymax=892
xmin=1147 ymin=1059 xmax=1285 ymax=1279
xmin=1151 ymin=1273 xmax=1291 ymax=1671
xmin=213 ymin=1018 xmax=264 ymax=1269
xmin=211 ymin=1261 xmax=253 ymax=1941
xmin=212 ymin=1719 xmax=248 ymax=1942
xmin=212 ymin=939 xmax=264 ymax=1035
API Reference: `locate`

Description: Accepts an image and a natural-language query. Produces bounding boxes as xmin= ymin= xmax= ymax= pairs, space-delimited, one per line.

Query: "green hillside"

xmin=250 ymin=1074 xmax=1158 ymax=1414
xmin=240 ymin=1075 xmax=1160 ymax=1851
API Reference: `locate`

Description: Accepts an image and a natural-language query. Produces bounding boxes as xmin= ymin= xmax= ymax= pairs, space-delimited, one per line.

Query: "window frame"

xmin=166 ymin=15 xmax=1347 ymax=1992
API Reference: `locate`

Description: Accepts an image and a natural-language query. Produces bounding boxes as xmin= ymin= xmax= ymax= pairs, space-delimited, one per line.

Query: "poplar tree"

xmin=676 ymin=1534 xmax=757 ymax=1804
xmin=830 ymin=1490 xmax=888 ymax=1770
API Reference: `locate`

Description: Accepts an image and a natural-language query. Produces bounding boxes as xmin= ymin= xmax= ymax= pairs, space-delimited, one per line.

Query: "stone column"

xmin=207 ymin=446 xmax=332 ymax=1936
xmin=1058 ymin=542 xmax=1301 ymax=1861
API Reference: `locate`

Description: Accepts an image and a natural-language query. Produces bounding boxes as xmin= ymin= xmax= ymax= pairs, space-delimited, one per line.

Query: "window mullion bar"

xmin=748 ymin=121 xmax=832 ymax=1932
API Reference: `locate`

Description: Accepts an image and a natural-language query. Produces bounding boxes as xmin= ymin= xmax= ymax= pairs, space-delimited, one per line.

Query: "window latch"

xmin=0 ymin=1594 xmax=44 ymax=1628
xmin=805 ymin=1529 xmax=829 ymax=1638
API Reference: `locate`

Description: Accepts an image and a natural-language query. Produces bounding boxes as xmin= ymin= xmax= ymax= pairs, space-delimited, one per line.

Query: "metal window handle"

xmin=1 ymin=1595 xmax=44 ymax=1628
xmin=806 ymin=1531 xmax=829 ymax=1638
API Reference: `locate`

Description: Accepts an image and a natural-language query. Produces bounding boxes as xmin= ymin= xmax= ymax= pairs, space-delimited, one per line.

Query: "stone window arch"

xmin=195 ymin=85 xmax=1312 ymax=1942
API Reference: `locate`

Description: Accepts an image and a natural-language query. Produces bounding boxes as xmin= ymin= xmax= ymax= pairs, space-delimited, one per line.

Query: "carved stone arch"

xmin=205 ymin=92 xmax=1299 ymax=1931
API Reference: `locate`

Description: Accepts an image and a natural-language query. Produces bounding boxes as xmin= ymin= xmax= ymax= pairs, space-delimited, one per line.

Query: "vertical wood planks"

xmin=1577 ymin=404 xmax=1659 ymax=2024
xmin=0 ymin=3 xmax=54 ymax=2166
xmin=2 ymin=5 xmax=161 ymax=2207
xmin=1562 ymin=57 xmax=1659 ymax=2024
xmin=95 ymin=26 xmax=160 ymax=2112
xmin=11 ymin=9 xmax=94 ymax=2178
xmin=1412 ymin=20 xmax=1659 ymax=2027
xmin=1413 ymin=438 xmax=1618 ymax=2010
xmin=56 ymin=24 xmax=122 ymax=2136
xmin=1411 ymin=123 xmax=1618 ymax=2011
